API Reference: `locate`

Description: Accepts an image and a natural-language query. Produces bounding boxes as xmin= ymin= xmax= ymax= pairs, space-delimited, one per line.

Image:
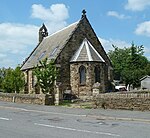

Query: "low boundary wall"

xmin=94 ymin=92 xmax=150 ymax=111
xmin=0 ymin=92 xmax=54 ymax=105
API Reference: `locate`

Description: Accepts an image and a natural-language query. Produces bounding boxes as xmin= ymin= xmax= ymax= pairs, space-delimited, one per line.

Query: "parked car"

xmin=115 ymin=86 xmax=127 ymax=92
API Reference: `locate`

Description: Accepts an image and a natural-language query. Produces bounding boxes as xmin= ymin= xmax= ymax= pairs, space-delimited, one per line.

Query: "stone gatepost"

xmin=92 ymin=82 xmax=101 ymax=96
xmin=55 ymin=85 xmax=60 ymax=105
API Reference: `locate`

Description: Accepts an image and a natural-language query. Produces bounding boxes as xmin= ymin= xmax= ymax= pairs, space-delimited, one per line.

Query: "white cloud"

xmin=142 ymin=46 xmax=150 ymax=60
xmin=125 ymin=0 xmax=150 ymax=11
xmin=0 ymin=23 xmax=38 ymax=68
xmin=107 ymin=11 xmax=130 ymax=19
xmin=133 ymin=21 xmax=150 ymax=58
xmin=99 ymin=37 xmax=150 ymax=60
xmin=99 ymin=37 xmax=131 ymax=52
xmin=0 ymin=3 xmax=69 ymax=68
xmin=0 ymin=53 xmax=7 ymax=58
xmin=135 ymin=21 xmax=150 ymax=37
xmin=31 ymin=3 xmax=69 ymax=34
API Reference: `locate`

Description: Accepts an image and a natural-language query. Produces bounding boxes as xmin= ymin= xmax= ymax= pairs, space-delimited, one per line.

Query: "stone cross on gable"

xmin=82 ymin=9 xmax=86 ymax=18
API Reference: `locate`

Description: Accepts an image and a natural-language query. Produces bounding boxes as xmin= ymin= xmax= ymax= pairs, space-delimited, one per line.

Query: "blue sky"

xmin=0 ymin=0 xmax=150 ymax=68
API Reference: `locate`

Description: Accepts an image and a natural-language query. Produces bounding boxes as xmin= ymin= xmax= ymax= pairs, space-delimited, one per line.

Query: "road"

xmin=0 ymin=101 xmax=150 ymax=138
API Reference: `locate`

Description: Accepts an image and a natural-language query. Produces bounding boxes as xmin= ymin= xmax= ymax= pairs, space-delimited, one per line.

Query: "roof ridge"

xmin=20 ymin=43 xmax=40 ymax=70
xmin=45 ymin=21 xmax=79 ymax=40
xmin=140 ymin=75 xmax=150 ymax=81
xmin=21 ymin=20 xmax=80 ymax=70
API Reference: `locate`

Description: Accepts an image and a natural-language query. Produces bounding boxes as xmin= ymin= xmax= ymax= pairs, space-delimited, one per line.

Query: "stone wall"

xmin=0 ymin=93 xmax=54 ymax=105
xmin=55 ymin=16 xmax=112 ymax=93
xmin=70 ymin=62 xmax=107 ymax=96
xmin=94 ymin=92 xmax=150 ymax=111
xmin=23 ymin=15 xmax=113 ymax=95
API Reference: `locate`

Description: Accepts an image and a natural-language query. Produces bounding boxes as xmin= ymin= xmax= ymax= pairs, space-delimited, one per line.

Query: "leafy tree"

xmin=34 ymin=58 xmax=58 ymax=94
xmin=0 ymin=68 xmax=7 ymax=91
xmin=108 ymin=45 xmax=130 ymax=80
xmin=108 ymin=43 xmax=148 ymax=88
xmin=2 ymin=66 xmax=25 ymax=93
xmin=2 ymin=68 xmax=14 ymax=93
xmin=13 ymin=66 xmax=25 ymax=93
xmin=144 ymin=62 xmax=150 ymax=76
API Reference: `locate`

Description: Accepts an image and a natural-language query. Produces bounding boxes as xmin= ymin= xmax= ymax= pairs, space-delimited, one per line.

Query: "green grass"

xmin=82 ymin=105 xmax=92 ymax=109
xmin=60 ymin=100 xmax=72 ymax=107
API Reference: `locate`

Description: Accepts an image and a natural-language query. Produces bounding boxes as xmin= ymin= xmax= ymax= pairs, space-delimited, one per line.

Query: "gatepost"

xmin=55 ymin=85 xmax=60 ymax=105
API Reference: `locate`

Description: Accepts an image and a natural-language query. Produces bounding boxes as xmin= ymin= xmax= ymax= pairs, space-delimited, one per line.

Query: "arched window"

xmin=32 ymin=72 xmax=35 ymax=88
xmin=94 ymin=66 xmax=100 ymax=83
xmin=79 ymin=65 xmax=86 ymax=85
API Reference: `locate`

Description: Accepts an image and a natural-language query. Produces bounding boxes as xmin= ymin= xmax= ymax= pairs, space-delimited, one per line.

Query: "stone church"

xmin=21 ymin=10 xmax=113 ymax=97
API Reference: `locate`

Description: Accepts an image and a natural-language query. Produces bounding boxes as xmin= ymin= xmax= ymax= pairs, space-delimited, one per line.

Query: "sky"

xmin=0 ymin=0 xmax=150 ymax=68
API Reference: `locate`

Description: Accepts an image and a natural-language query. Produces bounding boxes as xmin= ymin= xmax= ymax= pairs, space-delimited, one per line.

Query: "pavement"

xmin=0 ymin=101 xmax=150 ymax=138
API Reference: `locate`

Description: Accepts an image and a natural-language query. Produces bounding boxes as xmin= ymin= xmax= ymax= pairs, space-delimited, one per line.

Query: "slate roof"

xmin=70 ymin=38 xmax=105 ymax=62
xmin=21 ymin=21 xmax=79 ymax=70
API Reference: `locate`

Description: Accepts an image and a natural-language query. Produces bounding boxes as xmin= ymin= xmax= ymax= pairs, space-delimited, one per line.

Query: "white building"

xmin=140 ymin=75 xmax=150 ymax=90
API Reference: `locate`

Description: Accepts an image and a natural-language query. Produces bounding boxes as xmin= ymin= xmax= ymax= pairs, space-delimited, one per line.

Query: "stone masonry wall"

xmin=22 ymin=15 xmax=112 ymax=95
xmin=23 ymin=70 xmax=33 ymax=94
xmin=94 ymin=93 xmax=150 ymax=111
xmin=56 ymin=16 xmax=111 ymax=94
xmin=24 ymin=70 xmax=41 ymax=94
xmin=70 ymin=62 xmax=107 ymax=97
xmin=0 ymin=93 xmax=53 ymax=105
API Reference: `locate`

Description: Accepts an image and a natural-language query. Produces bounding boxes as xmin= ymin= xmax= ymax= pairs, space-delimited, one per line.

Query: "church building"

xmin=21 ymin=10 xmax=113 ymax=97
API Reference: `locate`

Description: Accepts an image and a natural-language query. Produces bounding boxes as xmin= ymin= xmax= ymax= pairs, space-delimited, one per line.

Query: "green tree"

xmin=13 ymin=66 xmax=25 ymax=93
xmin=108 ymin=45 xmax=130 ymax=80
xmin=2 ymin=68 xmax=14 ymax=93
xmin=0 ymin=68 xmax=6 ymax=91
xmin=108 ymin=43 xmax=148 ymax=88
xmin=144 ymin=62 xmax=150 ymax=76
xmin=34 ymin=58 xmax=58 ymax=94
xmin=2 ymin=66 xmax=25 ymax=93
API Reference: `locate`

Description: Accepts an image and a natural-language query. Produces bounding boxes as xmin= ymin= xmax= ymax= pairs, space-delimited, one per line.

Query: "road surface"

xmin=0 ymin=101 xmax=150 ymax=138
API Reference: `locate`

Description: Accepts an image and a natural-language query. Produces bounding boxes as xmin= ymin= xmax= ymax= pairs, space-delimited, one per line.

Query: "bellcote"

xmin=39 ymin=23 xmax=48 ymax=43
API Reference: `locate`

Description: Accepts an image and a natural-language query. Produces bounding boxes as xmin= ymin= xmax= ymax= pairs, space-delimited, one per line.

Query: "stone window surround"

xmin=79 ymin=65 xmax=86 ymax=85
xmin=94 ymin=66 xmax=101 ymax=83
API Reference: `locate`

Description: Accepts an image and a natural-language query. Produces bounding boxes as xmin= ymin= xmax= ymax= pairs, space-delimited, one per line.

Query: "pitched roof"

xmin=21 ymin=21 xmax=79 ymax=70
xmin=70 ymin=38 xmax=105 ymax=62
xmin=140 ymin=75 xmax=150 ymax=81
